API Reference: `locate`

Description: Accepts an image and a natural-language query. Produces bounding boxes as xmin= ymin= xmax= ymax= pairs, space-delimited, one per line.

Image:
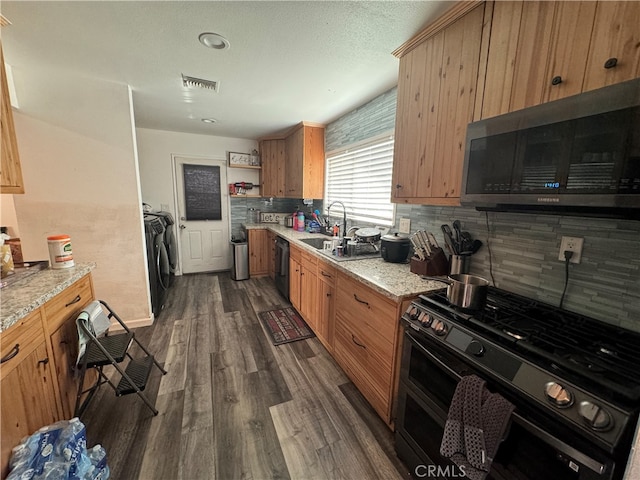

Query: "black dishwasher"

xmin=274 ymin=236 xmax=289 ymax=300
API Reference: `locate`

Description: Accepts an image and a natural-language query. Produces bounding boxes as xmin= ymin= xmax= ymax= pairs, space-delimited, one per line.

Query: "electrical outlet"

xmin=558 ymin=236 xmax=584 ymax=264
xmin=399 ymin=218 xmax=411 ymax=234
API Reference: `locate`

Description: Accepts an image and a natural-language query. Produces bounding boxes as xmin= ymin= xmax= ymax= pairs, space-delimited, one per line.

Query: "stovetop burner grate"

xmin=419 ymin=287 xmax=640 ymax=403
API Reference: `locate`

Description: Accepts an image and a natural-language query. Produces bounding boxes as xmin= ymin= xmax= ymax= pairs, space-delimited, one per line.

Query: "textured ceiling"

xmin=1 ymin=1 xmax=452 ymax=139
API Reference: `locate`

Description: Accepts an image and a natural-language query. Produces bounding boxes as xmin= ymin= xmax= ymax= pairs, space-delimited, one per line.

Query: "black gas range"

xmin=396 ymin=287 xmax=640 ymax=480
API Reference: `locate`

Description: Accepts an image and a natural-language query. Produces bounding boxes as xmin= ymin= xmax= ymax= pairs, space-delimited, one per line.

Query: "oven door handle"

xmin=405 ymin=331 xmax=608 ymax=477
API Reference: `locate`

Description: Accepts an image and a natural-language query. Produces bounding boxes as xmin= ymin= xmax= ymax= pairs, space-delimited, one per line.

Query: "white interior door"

xmin=174 ymin=156 xmax=230 ymax=274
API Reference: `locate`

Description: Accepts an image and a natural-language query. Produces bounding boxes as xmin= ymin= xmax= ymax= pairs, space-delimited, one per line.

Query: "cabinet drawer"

xmin=290 ymin=244 xmax=302 ymax=263
xmin=317 ymin=259 xmax=336 ymax=286
xmin=301 ymin=251 xmax=317 ymax=272
xmin=1 ymin=309 xmax=44 ymax=380
xmin=334 ymin=314 xmax=391 ymax=420
xmin=44 ymin=275 xmax=94 ymax=332
xmin=336 ymin=274 xmax=397 ymax=342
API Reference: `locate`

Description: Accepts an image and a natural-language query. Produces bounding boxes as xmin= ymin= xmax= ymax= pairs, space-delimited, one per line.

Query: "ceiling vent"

xmin=181 ymin=74 xmax=219 ymax=92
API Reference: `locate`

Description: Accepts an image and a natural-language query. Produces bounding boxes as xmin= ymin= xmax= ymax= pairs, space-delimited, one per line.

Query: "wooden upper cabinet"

xmin=481 ymin=1 xmax=639 ymax=119
xmin=285 ymin=126 xmax=304 ymax=197
xmin=583 ymin=1 xmax=640 ymax=92
xmin=259 ymin=139 xmax=285 ymax=197
xmin=392 ymin=3 xmax=485 ymax=205
xmin=1 ymin=44 xmax=24 ymax=194
xmin=284 ymin=123 xmax=325 ymax=199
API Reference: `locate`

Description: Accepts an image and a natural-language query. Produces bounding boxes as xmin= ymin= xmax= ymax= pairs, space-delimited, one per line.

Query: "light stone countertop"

xmin=0 ymin=262 xmax=96 ymax=332
xmin=245 ymin=223 xmax=445 ymax=303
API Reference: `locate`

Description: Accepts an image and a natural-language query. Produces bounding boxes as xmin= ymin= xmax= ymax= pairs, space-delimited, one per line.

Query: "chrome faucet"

xmin=327 ymin=201 xmax=347 ymax=239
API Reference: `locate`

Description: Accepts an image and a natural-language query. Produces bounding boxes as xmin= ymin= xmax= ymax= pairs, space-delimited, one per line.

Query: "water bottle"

xmin=296 ymin=211 xmax=305 ymax=232
xmin=87 ymin=445 xmax=107 ymax=471
xmin=61 ymin=418 xmax=90 ymax=480
xmin=34 ymin=461 xmax=70 ymax=479
xmin=8 ymin=442 xmax=35 ymax=477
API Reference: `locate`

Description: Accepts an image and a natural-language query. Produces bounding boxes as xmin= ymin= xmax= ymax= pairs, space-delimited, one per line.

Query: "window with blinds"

xmin=324 ymin=132 xmax=395 ymax=226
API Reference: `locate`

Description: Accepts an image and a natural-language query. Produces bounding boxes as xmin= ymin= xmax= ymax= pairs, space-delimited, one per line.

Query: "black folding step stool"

xmin=74 ymin=300 xmax=167 ymax=417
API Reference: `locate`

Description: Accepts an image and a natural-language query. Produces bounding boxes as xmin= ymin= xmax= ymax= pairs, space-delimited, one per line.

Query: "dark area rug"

xmin=258 ymin=307 xmax=314 ymax=346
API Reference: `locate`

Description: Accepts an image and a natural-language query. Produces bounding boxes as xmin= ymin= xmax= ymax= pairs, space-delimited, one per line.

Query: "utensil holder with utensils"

xmin=410 ymin=248 xmax=448 ymax=276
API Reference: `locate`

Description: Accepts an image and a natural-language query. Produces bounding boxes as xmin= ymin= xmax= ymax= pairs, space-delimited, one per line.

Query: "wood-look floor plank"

xmin=138 ymin=390 xmax=185 ymax=479
xmin=298 ymin=357 xmax=403 ymax=480
xmin=271 ymin=400 xmax=326 ymax=480
xmin=179 ymin=426 xmax=216 ymax=480
xmin=268 ymin=343 xmax=341 ymax=449
xmin=212 ymin=353 xmax=255 ymax=480
xmin=339 ymin=383 xmax=409 ymax=478
xmin=158 ymin=319 xmax=190 ymax=395
xmin=242 ymin=371 xmax=291 ymax=480
xmin=182 ymin=314 xmax=214 ymax=433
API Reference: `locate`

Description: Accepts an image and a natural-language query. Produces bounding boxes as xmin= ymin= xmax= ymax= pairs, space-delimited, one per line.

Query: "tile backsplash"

xmin=394 ymin=204 xmax=640 ymax=332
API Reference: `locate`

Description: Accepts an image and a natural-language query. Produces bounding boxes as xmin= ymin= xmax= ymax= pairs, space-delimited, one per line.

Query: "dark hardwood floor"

xmin=82 ymin=273 xmax=410 ymax=479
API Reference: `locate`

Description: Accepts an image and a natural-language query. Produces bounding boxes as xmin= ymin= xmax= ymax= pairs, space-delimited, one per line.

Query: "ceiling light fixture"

xmin=201 ymin=118 xmax=217 ymax=124
xmin=198 ymin=32 xmax=230 ymax=50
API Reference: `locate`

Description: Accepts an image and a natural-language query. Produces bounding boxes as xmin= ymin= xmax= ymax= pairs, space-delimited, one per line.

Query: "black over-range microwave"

xmin=461 ymin=78 xmax=640 ymax=218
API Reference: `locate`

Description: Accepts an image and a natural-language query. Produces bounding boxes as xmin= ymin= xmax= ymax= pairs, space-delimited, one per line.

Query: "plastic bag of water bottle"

xmin=6 ymin=418 xmax=109 ymax=480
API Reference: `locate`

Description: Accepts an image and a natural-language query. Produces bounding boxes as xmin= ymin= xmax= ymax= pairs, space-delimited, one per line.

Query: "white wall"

xmin=11 ymin=72 xmax=149 ymax=323
xmin=136 ymin=127 xmax=258 ymax=255
xmin=0 ymin=195 xmax=21 ymax=238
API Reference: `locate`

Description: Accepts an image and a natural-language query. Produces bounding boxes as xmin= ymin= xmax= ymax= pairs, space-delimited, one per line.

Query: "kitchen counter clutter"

xmin=244 ymin=223 xmax=444 ymax=302
xmin=0 ymin=262 xmax=96 ymax=332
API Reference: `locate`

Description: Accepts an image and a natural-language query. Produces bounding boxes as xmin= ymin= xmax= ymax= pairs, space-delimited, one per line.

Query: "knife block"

xmin=410 ymin=248 xmax=448 ymax=276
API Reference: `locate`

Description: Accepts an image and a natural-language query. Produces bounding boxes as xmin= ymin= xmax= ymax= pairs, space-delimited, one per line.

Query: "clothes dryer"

xmin=144 ymin=215 xmax=170 ymax=316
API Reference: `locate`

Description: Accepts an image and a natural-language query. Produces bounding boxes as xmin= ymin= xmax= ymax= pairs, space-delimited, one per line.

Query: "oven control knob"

xmin=544 ymin=382 xmax=574 ymax=408
xmin=408 ymin=306 xmax=420 ymax=320
xmin=578 ymin=401 xmax=613 ymax=431
xmin=468 ymin=340 xmax=485 ymax=357
xmin=419 ymin=312 xmax=432 ymax=327
xmin=431 ymin=319 xmax=447 ymax=336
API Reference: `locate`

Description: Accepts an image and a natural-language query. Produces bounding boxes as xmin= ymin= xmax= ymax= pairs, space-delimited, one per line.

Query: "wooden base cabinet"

xmin=267 ymin=230 xmax=276 ymax=280
xmin=1 ymin=274 xmax=95 ymax=476
xmin=333 ymin=272 xmax=403 ymax=424
xmin=289 ymin=245 xmax=302 ymax=311
xmin=316 ymin=260 xmax=336 ymax=353
xmin=288 ymin=245 xmax=318 ymax=331
xmin=1 ymin=310 xmax=57 ymax=478
xmin=248 ymin=229 xmax=270 ymax=278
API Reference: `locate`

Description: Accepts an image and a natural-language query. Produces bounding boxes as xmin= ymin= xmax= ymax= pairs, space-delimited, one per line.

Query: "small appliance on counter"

xmin=380 ymin=232 xmax=411 ymax=263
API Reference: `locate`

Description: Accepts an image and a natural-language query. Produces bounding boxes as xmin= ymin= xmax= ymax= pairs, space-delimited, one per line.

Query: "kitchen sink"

xmin=298 ymin=237 xmax=381 ymax=261
xmin=298 ymin=237 xmax=328 ymax=249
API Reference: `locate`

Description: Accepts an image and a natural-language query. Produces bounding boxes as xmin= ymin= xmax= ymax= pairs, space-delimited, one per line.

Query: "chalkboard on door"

xmin=183 ymin=164 xmax=222 ymax=221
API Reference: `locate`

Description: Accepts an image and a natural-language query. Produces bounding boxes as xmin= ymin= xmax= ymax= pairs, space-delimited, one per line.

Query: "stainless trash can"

xmin=230 ymin=239 xmax=249 ymax=280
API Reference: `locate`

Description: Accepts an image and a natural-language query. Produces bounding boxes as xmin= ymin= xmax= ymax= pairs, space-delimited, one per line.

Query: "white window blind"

xmin=324 ymin=133 xmax=394 ymax=226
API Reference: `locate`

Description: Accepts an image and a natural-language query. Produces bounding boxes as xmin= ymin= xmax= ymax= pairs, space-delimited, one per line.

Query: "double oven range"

xmin=396 ymin=287 xmax=640 ymax=480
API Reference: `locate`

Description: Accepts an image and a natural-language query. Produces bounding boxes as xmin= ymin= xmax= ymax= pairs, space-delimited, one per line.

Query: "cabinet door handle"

xmin=38 ymin=357 xmax=49 ymax=366
xmin=326 ymin=292 xmax=331 ymax=297
xmin=395 ymin=184 xmax=403 ymax=189
xmin=353 ymin=294 xmax=369 ymax=306
xmin=1 ymin=343 xmax=20 ymax=363
xmin=604 ymin=57 xmax=618 ymax=69
xmin=65 ymin=295 xmax=82 ymax=307
xmin=551 ymin=76 xmax=563 ymax=86
xmin=321 ymin=271 xmax=332 ymax=278
xmin=351 ymin=334 xmax=366 ymax=349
